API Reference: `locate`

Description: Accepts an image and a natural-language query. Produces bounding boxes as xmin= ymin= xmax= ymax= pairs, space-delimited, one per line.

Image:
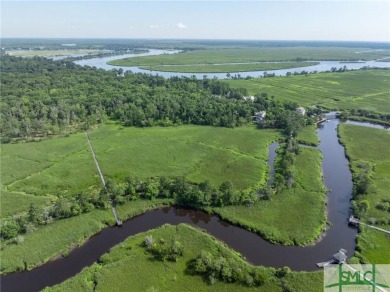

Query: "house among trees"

xmin=254 ymin=111 xmax=266 ymax=123
xmin=243 ymin=95 xmax=255 ymax=102
xmin=296 ymin=107 xmax=306 ymax=115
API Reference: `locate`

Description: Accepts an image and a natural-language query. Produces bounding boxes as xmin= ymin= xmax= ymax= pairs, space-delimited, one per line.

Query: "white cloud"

xmin=149 ymin=23 xmax=187 ymax=30
xmin=176 ymin=22 xmax=187 ymax=29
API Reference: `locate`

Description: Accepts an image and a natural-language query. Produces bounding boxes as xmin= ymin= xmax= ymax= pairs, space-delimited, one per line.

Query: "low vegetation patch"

xmin=0 ymin=191 xmax=51 ymax=219
xmin=227 ymin=70 xmax=390 ymax=115
xmin=296 ymin=125 xmax=320 ymax=146
xmin=45 ymin=224 xmax=323 ymax=291
xmin=1 ymin=125 xmax=281 ymax=198
xmin=338 ymin=124 xmax=390 ymax=263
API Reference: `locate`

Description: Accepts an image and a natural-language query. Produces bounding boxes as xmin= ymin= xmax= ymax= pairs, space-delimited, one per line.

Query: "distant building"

xmin=243 ymin=95 xmax=255 ymax=102
xmin=296 ymin=107 xmax=306 ymax=115
xmin=254 ymin=111 xmax=266 ymax=123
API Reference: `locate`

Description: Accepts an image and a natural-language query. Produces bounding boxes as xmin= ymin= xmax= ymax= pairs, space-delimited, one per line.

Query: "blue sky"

xmin=1 ymin=1 xmax=389 ymax=41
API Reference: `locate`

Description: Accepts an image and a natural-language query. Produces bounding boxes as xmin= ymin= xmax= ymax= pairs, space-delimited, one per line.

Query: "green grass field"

xmin=1 ymin=125 xmax=281 ymax=200
xmin=338 ymin=124 xmax=390 ymax=263
xmin=211 ymin=147 xmax=326 ymax=245
xmin=88 ymin=125 xmax=281 ymax=191
xmin=1 ymin=132 xmax=100 ymax=197
xmin=108 ymin=47 xmax=390 ymax=68
xmin=296 ymin=125 xmax=320 ymax=146
xmin=0 ymin=191 xmax=52 ymax=219
xmin=227 ymin=70 xmax=390 ymax=114
xmin=45 ymin=224 xmax=323 ymax=292
xmin=138 ymin=62 xmax=319 ymax=73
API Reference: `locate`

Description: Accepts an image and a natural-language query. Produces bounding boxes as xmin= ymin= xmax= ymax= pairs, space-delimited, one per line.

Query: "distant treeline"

xmin=1 ymin=55 xmax=312 ymax=142
xmin=63 ymin=48 xmax=149 ymax=61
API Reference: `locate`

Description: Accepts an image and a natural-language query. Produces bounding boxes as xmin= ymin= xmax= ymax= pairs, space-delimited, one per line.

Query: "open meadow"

xmin=45 ymin=224 xmax=323 ymax=292
xmin=108 ymin=47 xmax=390 ymax=68
xmin=338 ymin=124 xmax=390 ymax=263
xmin=227 ymin=70 xmax=390 ymax=114
xmin=1 ymin=124 xmax=281 ymax=199
xmin=136 ymin=62 xmax=319 ymax=73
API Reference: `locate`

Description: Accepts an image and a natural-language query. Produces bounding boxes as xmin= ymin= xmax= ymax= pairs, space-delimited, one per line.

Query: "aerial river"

xmin=73 ymin=49 xmax=390 ymax=79
xmin=3 ymin=114 xmax=388 ymax=291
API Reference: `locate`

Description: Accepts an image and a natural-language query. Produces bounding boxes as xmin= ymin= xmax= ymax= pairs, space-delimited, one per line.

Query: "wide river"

xmin=73 ymin=49 xmax=390 ymax=79
xmin=4 ymin=115 xmax=389 ymax=291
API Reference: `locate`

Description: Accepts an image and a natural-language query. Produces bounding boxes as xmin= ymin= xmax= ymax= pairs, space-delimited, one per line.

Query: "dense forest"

xmin=1 ymin=55 xmax=310 ymax=142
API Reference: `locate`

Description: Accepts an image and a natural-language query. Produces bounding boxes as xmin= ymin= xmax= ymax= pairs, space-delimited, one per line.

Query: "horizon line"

xmin=1 ymin=37 xmax=390 ymax=43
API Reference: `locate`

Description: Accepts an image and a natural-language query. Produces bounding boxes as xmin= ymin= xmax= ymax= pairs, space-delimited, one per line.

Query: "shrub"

xmin=1 ymin=220 xmax=21 ymax=239
xmin=144 ymin=235 xmax=154 ymax=249
xmin=191 ymin=250 xmax=265 ymax=287
xmin=145 ymin=237 xmax=184 ymax=262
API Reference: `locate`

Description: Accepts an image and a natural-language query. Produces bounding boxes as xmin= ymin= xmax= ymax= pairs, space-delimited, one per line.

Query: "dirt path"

xmin=85 ymin=131 xmax=122 ymax=225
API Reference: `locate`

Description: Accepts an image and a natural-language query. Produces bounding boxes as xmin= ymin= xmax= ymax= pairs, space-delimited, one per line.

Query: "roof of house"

xmin=332 ymin=250 xmax=347 ymax=263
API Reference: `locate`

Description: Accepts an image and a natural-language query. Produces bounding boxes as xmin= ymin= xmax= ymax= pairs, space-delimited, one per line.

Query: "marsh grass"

xmin=45 ymin=224 xmax=323 ymax=291
xmin=338 ymin=124 xmax=390 ymax=263
xmin=296 ymin=125 xmax=320 ymax=146
xmin=227 ymin=70 xmax=390 ymax=114
xmin=2 ymin=125 xmax=281 ymax=198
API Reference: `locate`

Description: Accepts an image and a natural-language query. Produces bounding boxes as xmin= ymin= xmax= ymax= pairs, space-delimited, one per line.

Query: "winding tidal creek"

xmin=4 ymin=114 xmax=384 ymax=291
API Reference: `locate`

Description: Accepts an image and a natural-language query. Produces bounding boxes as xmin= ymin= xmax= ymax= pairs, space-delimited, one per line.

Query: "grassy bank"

xmin=338 ymin=124 xmax=390 ymax=263
xmin=296 ymin=125 xmax=320 ymax=146
xmin=45 ymin=224 xmax=323 ymax=291
xmin=108 ymin=47 xmax=390 ymax=67
xmin=138 ymin=62 xmax=319 ymax=73
xmin=226 ymin=70 xmax=390 ymax=114
xmin=0 ymin=199 xmax=172 ymax=273
xmin=211 ymin=147 xmax=326 ymax=245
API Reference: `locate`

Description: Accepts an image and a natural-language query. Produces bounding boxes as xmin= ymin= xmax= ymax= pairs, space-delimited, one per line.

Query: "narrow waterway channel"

xmin=4 ymin=114 xmax=382 ymax=291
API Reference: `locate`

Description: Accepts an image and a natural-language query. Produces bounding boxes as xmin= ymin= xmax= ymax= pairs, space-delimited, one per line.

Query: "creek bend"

xmin=2 ymin=115 xmax=368 ymax=291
